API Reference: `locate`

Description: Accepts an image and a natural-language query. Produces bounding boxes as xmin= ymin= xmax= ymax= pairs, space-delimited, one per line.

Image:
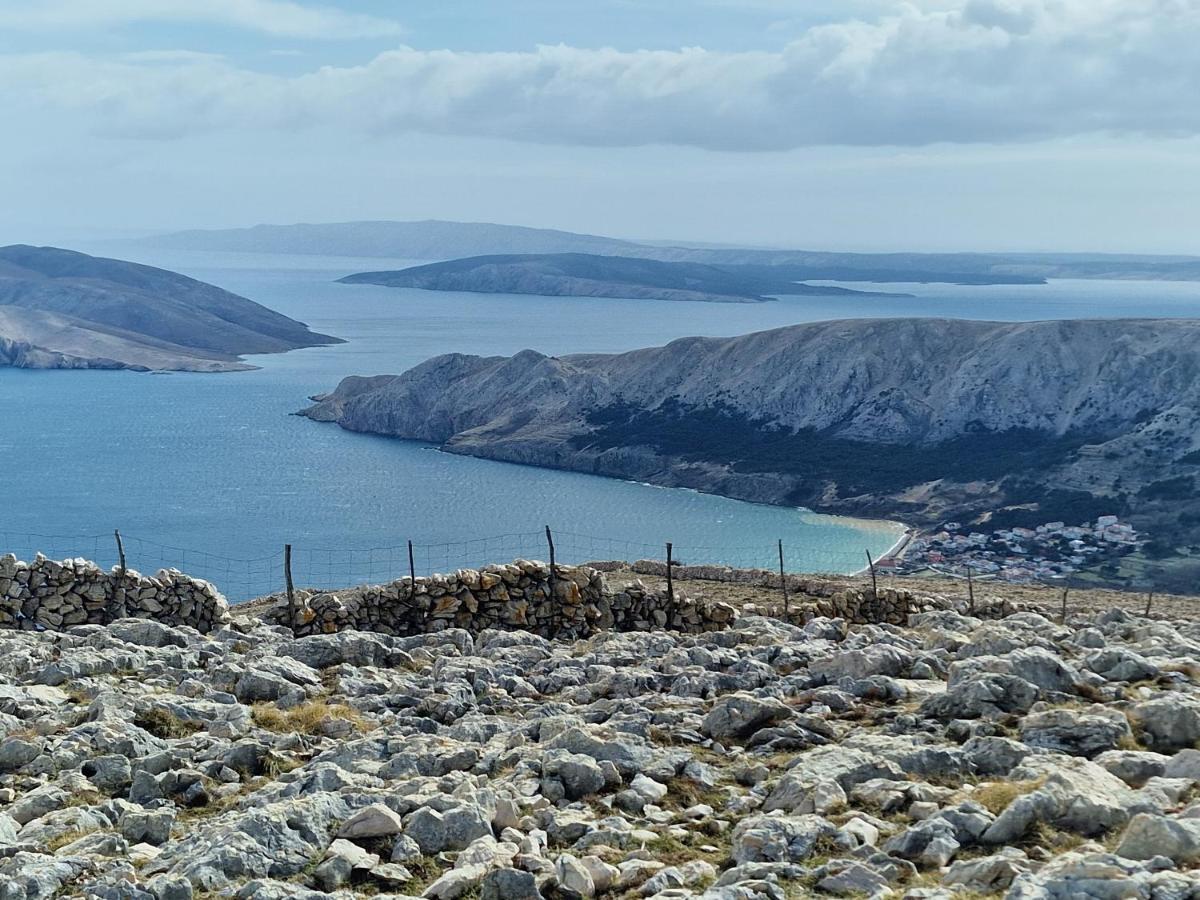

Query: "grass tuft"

xmin=972 ymin=778 xmax=1045 ymax=816
xmin=134 ymin=708 xmax=201 ymax=740
xmin=251 ymin=699 xmax=369 ymax=736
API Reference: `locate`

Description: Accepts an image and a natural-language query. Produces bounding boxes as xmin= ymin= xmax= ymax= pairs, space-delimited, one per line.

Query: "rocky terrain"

xmin=339 ymin=255 xmax=887 ymax=304
xmin=0 ymin=245 xmax=341 ymax=372
xmin=4 ymin=560 xmax=1200 ymax=899
xmin=299 ymin=317 xmax=1200 ymax=551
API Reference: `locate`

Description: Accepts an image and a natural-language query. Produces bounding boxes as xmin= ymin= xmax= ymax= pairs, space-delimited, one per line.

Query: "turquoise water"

xmin=4 ymin=248 xmax=1199 ymax=599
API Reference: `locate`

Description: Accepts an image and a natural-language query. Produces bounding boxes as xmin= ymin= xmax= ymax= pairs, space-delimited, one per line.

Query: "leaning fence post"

xmin=1144 ymin=592 xmax=1154 ymax=617
xmin=545 ymin=526 xmax=558 ymax=637
xmin=665 ymin=542 xmax=675 ymax=604
xmin=865 ymin=549 xmax=878 ymax=601
xmin=967 ymin=565 xmax=975 ymax=615
xmin=778 ymin=539 xmax=789 ymax=616
xmin=284 ymin=544 xmax=295 ymax=631
xmin=114 ymin=530 xmax=126 ymax=579
xmin=408 ymin=540 xmax=416 ymax=597
xmin=1060 ymin=588 xmax=1069 ymax=625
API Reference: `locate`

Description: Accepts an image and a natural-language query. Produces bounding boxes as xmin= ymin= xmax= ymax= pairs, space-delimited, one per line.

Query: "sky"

xmin=1 ymin=0 xmax=1199 ymax=253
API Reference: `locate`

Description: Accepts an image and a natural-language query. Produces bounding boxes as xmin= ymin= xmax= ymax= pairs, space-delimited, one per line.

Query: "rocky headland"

xmin=299 ymin=317 xmax=1200 ymax=553
xmin=0 ymin=245 xmax=341 ymax=372
xmin=3 ymin=551 xmax=1200 ymax=898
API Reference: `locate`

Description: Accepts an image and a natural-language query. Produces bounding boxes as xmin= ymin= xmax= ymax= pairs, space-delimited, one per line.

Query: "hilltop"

xmin=3 ymin=550 xmax=1200 ymax=897
xmin=338 ymin=253 xmax=891 ymax=303
xmin=0 ymin=245 xmax=341 ymax=372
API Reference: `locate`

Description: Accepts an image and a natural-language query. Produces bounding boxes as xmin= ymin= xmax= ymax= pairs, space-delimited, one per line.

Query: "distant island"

xmin=0 ymin=245 xmax=341 ymax=372
xmin=127 ymin=219 xmax=1200 ymax=284
xmin=300 ymin=317 xmax=1200 ymax=572
xmin=338 ymin=253 xmax=898 ymax=303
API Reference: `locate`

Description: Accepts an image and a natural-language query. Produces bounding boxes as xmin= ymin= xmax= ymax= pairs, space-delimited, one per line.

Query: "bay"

xmin=4 ymin=247 xmax=1198 ymax=600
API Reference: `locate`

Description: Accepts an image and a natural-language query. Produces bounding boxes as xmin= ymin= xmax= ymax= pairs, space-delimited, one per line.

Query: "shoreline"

xmin=851 ymin=525 xmax=916 ymax=576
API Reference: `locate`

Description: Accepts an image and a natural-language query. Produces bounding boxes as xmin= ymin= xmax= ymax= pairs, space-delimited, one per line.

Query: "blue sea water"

xmin=3 ymin=248 xmax=1198 ymax=599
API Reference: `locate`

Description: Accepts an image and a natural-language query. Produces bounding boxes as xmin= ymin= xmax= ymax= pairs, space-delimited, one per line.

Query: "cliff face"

xmin=300 ymin=318 xmax=1200 ymax=531
xmin=0 ymin=245 xmax=342 ymax=372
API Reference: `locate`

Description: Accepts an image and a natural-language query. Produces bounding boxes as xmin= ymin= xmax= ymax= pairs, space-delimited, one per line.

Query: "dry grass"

xmin=251 ymin=699 xmax=369 ymax=736
xmin=400 ymin=855 xmax=450 ymax=895
xmin=134 ymin=708 xmax=201 ymax=740
xmin=660 ymin=777 xmax=729 ymax=813
xmin=972 ymin=778 xmax=1045 ymax=816
xmin=643 ymin=830 xmax=730 ymax=868
xmin=44 ymin=829 xmax=91 ymax=853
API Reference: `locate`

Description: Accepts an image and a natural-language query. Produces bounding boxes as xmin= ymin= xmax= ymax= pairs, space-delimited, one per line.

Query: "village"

xmin=894 ymin=514 xmax=1143 ymax=583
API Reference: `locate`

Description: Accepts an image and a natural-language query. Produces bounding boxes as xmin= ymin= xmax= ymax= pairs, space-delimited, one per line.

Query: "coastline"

xmin=851 ymin=525 xmax=915 ymax=576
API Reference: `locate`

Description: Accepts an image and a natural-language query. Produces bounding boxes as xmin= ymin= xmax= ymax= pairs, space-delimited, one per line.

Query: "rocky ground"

xmin=606 ymin=566 xmax=1200 ymax=622
xmin=4 ymin=594 xmax=1200 ymax=899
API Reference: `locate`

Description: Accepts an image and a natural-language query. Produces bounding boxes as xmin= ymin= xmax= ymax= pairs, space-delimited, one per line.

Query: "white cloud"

xmin=2 ymin=0 xmax=1198 ymax=149
xmin=0 ymin=0 xmax=403 ymax=40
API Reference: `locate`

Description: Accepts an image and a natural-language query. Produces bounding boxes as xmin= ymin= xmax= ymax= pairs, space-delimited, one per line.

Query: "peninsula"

xmin=338 ymin=253 xmax=896 ymax=303
xmin=300 ymin=317 xmax=1200 ymax=559
xmin=0 ymin=245 xmax=342 ymax=372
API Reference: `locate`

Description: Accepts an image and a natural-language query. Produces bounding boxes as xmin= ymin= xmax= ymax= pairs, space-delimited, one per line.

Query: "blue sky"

xmin=2 ymin=0 xmax=1198 ymax=253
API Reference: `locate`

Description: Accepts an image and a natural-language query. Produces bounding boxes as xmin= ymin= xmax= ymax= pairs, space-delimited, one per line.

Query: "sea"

xmin=4 ymin=248 xmax=1199 ymax=601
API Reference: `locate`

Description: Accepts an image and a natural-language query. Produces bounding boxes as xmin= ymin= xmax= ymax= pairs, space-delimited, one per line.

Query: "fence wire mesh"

xmin=0 ymin=528 xmax=878 ymax=603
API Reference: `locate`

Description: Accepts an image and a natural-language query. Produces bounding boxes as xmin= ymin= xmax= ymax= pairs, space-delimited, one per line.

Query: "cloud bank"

xmin=4 ymin=0 xmax=1198 ymax=149
xmin=0 ymin=0 xmax=403 ymax=40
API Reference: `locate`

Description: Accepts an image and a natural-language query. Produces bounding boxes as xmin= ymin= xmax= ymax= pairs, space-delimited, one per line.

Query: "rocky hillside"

xmin=339 ymin=254 xmax=887 ymax=303
xmin=3 ymin=585 xmax=1200 ymax=897
xmin=299 ymin=317 xmax=1200 ymax=544
xmin=0 ymin=245 xmax=341 ymax=372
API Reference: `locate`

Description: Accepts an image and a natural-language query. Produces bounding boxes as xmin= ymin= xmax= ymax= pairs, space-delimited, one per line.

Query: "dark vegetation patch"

xmin=1140 ymin=475 xmax=1197 ymax=500
xmin=575 ymin=399 xmax=1099 ymax=498
xmin=989 ymin=481 xmax=1129 ymax=530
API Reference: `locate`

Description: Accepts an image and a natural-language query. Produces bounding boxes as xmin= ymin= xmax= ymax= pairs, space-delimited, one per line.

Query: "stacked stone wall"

xmin=264 ymin=559 xmax=739 ymax=638
xmin=0 ymin=553 xmax=230 ymax=633
xmin=605 ymin=558 xmax=1032 ymax=623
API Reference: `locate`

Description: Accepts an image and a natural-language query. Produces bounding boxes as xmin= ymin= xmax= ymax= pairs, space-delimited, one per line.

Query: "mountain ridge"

xmin=0 ymin=245 xmax=342 ymax=372
xmin=299 ymin=317 xmax=1200 ymax=549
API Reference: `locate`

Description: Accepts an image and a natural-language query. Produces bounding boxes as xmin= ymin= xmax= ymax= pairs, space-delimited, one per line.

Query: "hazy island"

xmin=0 ymin=245 xmax=341 ymax=372
xmin=338 ymin=253 xmax=902 ymax=303
xmin=131 ymin=219 xmax=1200 ymax=283
xmin=301 ymin=317 xmax=1200 ymax=566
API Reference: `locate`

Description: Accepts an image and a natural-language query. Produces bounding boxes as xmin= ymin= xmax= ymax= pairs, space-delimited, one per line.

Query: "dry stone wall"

xmin=0 ymin=553 xmax=230 ymax=633
xmin=598 ymin=558 xmax=1024 ymax=624
xmin=264 ymin=559 xmax=740 ymax=638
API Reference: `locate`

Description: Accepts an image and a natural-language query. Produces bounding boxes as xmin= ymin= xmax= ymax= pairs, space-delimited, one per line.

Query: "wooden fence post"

xmin=284 ymin=544 xmax=295 ymax=631
xmin=114 ymin=530 xmax=126 ymax=579
xmin=408 ymin=540 xmax=416 ymax=596
xmin=665 ymin=542 xmax=675 ymax=604
xmin=967 ymin=565 xmax=975 ymax=615
xmin=1060 ymin=588 xmax=1069 ymax=625
xmin=865 ymin=550 xmax=878 ymax=601
xmin=545 ymin=526 xmax=558 ymax=637
xmin=778 ymin=539 xmax=789 ymax=616
xmin=1144 ymin=592 xmax=1154 ymax=617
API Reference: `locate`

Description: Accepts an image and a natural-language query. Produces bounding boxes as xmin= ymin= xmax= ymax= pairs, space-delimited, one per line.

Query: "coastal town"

xmin=892 ymin=515 xmax=1143 ymax=583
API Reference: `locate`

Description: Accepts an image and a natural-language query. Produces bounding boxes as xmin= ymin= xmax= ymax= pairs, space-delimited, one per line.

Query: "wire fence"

xmin=0 ymin=527 xmax=886 ymax=603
